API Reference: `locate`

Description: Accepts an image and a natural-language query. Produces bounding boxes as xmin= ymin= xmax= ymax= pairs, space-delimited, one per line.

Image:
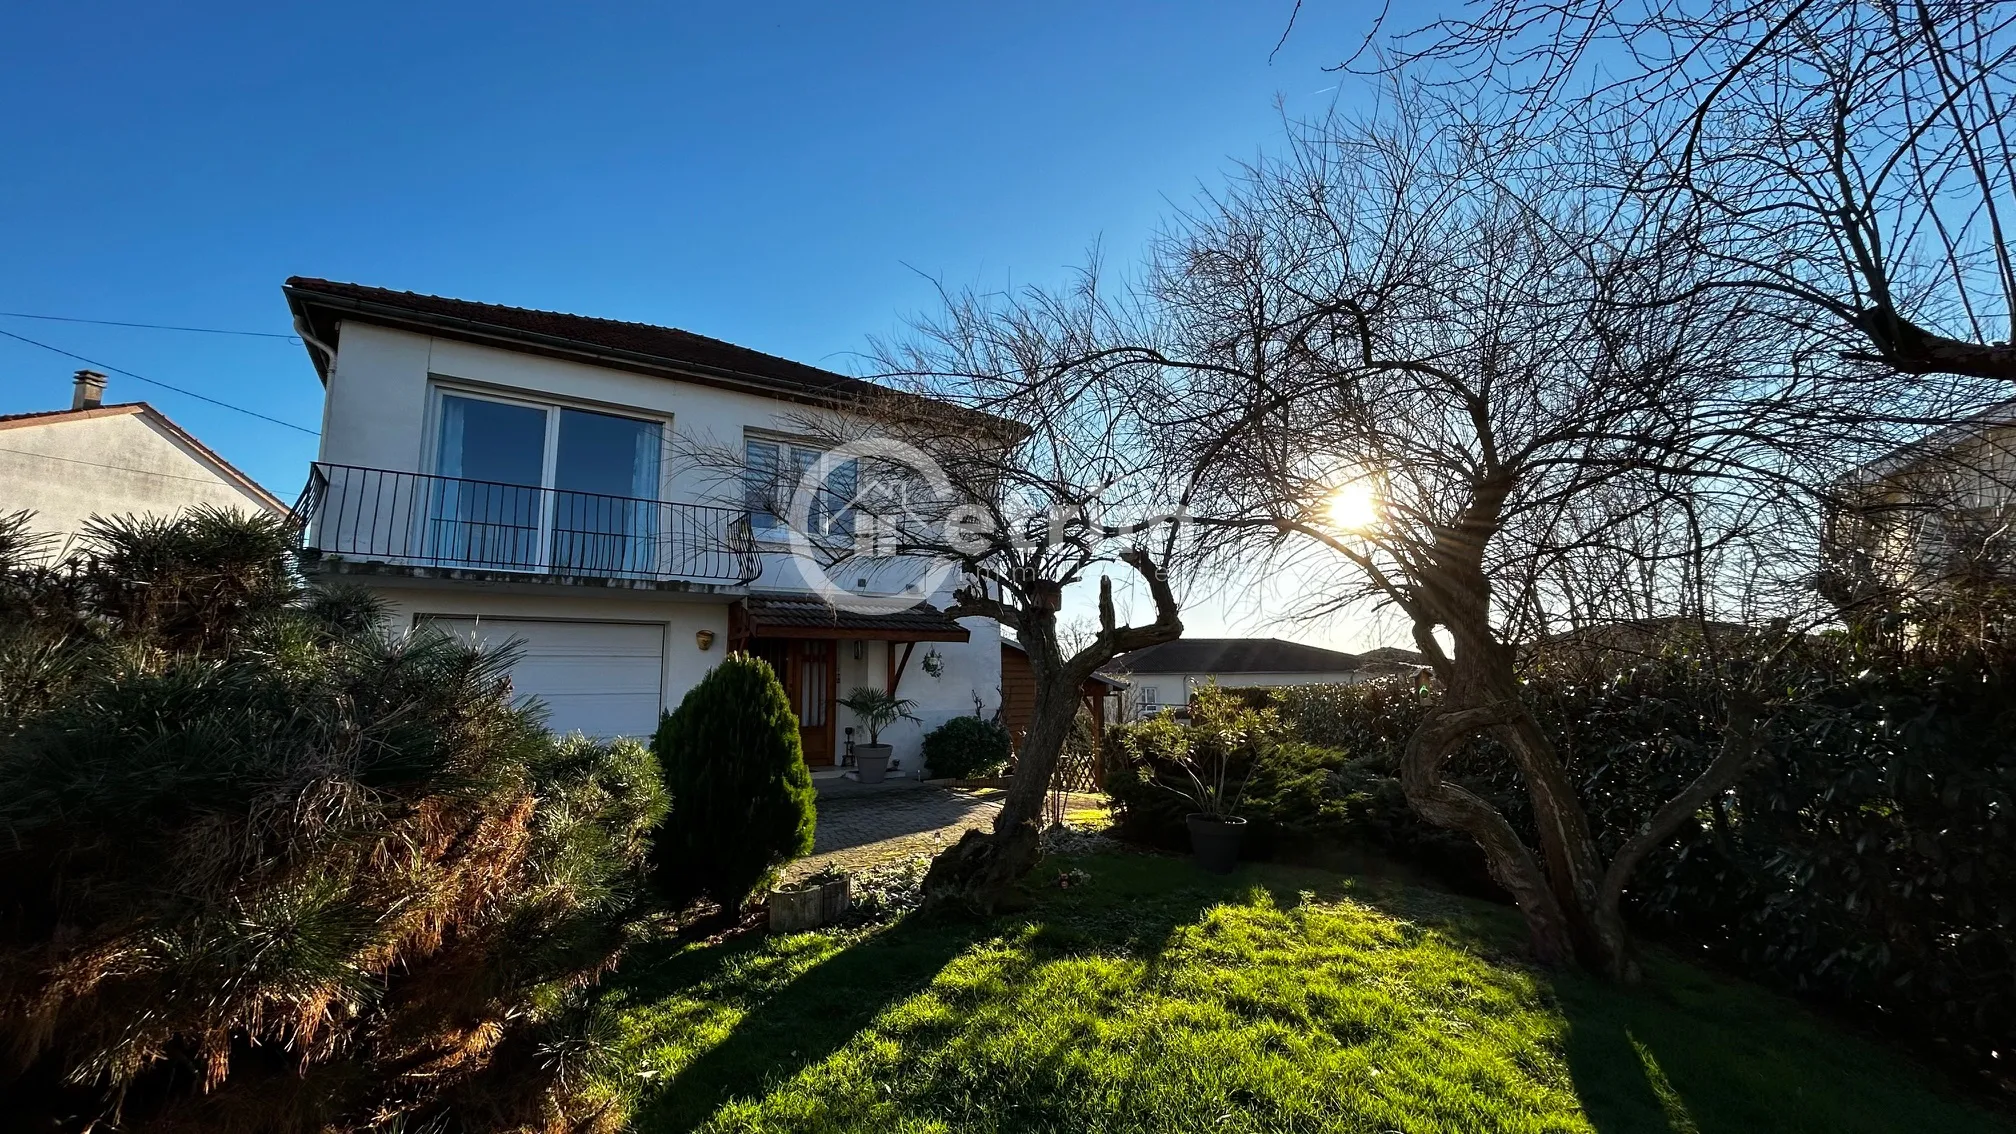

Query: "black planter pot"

xmin=1186 ymin=814 xmax=1247 ymax=874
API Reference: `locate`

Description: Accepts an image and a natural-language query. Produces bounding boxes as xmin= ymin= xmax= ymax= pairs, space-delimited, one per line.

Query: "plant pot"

xmin=818 ymin=876 xmax=851 ymax=922
xmin=855 ymin=744 xmax=892 ymax=784
xmin=769 ymin=884 xmax=824 ymax=932
xmin=1186 ymin=813 xmax=1247 ymax=874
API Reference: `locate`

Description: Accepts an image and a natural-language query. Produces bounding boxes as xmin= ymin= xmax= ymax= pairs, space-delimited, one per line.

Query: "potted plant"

xmin=768 ymin=877 xmax=824 ymax=932
xmin=1156 ymin=717 xmax=1263 ymax=874
xmin=837 ymin=686 xmax=920 ymax=784
xmin=768 ymin=866 xmax=852 ymax=933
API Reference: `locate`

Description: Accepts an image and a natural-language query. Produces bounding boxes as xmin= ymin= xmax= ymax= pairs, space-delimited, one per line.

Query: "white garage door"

xmin=423 ymin=617 xmax=665 ymax=738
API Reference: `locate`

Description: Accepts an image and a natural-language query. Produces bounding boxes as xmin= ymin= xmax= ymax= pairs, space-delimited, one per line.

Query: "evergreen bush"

xmin=1104 ymin=686 xmax=1369 ymax=857
xmin=921 ymin=714 xmax=1014 ymax=779
xmin=649 ymin=653 xmax=816 ymax=912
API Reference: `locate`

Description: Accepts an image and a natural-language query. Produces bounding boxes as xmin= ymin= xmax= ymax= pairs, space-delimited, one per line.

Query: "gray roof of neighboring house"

xmin=1107 ymin=637 xmax=1370 ymax=675
xmin=282 ymin=277 xmax=1017 ymax=432
xmin=1357 ymin=645 xmax=1430 ymax=666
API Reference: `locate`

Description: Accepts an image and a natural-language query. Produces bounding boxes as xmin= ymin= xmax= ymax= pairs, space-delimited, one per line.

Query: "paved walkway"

xmin=783 ymin=785 xmax=1003 ymax=882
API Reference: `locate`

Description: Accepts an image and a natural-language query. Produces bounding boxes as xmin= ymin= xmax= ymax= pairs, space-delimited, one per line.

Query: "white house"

xmin=1106 ymin=638 xmax=1420 ymax=718
xmin=283 ymin=278 xmax=1006 ymax=771
xmin=0 ymin=371 xmax=286 ymax=555
xmin=1824 ymin=397 xmax=2016 ymax=609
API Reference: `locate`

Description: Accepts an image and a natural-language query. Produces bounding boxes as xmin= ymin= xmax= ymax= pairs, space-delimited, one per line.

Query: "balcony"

xmin=292 ymin=463 xmax=758 ymax=587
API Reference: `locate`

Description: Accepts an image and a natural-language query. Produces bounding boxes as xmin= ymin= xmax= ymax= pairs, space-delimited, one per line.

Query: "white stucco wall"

xmin=0 ymin=409 xmax=281 ymax=559
xmin=865 ymin=616 xmax=1003 ymax=771
xmin=358 ymin=585 xmax=1000 ymax=769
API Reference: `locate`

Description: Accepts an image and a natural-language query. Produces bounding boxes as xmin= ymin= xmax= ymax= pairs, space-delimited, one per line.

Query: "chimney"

xmin=71 ymin=370 xmax=106 ymax=410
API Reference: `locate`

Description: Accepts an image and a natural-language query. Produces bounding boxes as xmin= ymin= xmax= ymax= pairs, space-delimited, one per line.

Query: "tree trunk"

xmin=1397 ymin=697 xmax=1579 ymax=964
xmin=922 ymin=560 xmax=1182 ymax=916
xmin=1494 ymin=702 xmax=1638 ymax=980
xmin=919 ymin=675 xmax=1079 ymax=916
xmin=1399 ymin=526 xmax=1642 ymax=979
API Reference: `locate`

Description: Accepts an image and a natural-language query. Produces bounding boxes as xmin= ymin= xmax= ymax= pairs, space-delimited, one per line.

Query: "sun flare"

xmin=1327 ymin=480 xmax=1382 ymax=532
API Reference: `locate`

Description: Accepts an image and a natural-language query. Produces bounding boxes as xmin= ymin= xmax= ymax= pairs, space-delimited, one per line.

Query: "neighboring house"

xmin=1105 ymin=637 xmax=1414 ymax=718
xmin=283 ymin=278 xmax=1005 ymax=766
xmin=0 ymin=370 xmax=286 ymax=554
xmin=1824 ymin=400 xmax=2016 ymax=610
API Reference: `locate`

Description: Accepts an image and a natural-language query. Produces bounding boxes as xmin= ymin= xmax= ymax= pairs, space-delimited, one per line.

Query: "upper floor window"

xmin=744 ymin=437 xmax=856 ymax=541
xmin=431 ymin=390 xmax=663 ymax=574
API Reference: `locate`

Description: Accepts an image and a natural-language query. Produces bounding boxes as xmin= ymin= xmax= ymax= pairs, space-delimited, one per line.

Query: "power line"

xmin=0 ymin=326 xmax=320 ymax=436
xmin=0 ymin=310 xmax=299 ymax=340
xmin=0 ymin=445 xmax=290 ymax=493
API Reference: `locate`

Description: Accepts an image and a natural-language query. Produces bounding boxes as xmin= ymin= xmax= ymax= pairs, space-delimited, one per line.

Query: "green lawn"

xmin=589 ymin=854 xmax=2011 ymax=1133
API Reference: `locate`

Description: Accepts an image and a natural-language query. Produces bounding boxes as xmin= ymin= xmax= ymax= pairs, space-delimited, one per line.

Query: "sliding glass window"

xmin=428 ymin=391 xmax=663 ymax=575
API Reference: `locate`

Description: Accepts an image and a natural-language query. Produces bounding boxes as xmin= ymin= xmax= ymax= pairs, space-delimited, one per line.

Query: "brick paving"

xmin=782 ymin=785 xmax=1003 ymax=882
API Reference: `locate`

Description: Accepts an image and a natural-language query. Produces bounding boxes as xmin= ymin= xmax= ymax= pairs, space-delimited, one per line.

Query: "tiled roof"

xmin=283 ymin=278 xmax=1015 ymax=431
xmin=1108 ymin=637 xmax=1366 ymax=675
xmin=1358 ymin=645 xmax=1429 ymax=666
xmin=0 ymin=403 xmax=146 ymax=428
xmin=745 ymin=594 xmax=972 ymax=641
xmin=0 ymin=402 xmax=286 ymax=514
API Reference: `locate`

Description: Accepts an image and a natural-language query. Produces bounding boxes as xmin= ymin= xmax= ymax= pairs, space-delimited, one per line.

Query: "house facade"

xmin=0 ymin=371 xmax=286 ymax=556
xmin=284 ymin=278 xmax=1003 ymax=768
xmin=1105 ymin=637 xmax=1417 ymax=718
xmin=1824 ymin=400 xmax=2016 ymax=611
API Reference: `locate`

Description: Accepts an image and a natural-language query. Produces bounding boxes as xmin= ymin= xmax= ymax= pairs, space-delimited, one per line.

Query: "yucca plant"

xmin=0 ymin=507 xmax=668 ymax=1132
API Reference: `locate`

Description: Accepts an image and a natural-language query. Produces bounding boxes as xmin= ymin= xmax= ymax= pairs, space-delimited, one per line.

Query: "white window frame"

xmin=743 ymin=431 xmax=856 ymax=545
xmin=421 ymin=382 xmax=671 ymax=572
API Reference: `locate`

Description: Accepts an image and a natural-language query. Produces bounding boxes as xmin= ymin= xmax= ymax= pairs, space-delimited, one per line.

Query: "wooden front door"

xmin=752 ymin=638 xmax=837 ymax=765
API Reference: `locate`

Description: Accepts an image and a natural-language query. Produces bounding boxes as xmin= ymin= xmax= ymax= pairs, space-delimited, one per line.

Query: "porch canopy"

xmin=733 ymin=594 xmax=972 ymax=643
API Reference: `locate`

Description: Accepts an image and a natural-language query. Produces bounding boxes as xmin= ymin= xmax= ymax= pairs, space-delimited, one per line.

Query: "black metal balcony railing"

xmin=293 ymin=463 xmax=758 ymax=584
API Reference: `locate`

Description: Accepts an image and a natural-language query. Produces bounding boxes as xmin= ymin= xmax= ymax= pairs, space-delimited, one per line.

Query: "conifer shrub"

xmin=921 ymin=714 xmax=1013 ymax=779
xmin=648 ymin=652 xmax=816 ymax=912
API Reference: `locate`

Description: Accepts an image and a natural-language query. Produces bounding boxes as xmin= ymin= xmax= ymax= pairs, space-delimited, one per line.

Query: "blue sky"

xmin=0 ymin=0 xmax=1408 ymax=647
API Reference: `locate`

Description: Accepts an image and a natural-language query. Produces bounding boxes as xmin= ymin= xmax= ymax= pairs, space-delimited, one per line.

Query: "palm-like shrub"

xmin=649 ymin=653 xmax=816 ymax=913
xmin=77 ymin=504 xmax=300 ymax=653
xmin=922 ymin=714 xmax=1013 ymax=779
xmin=0 ymin=508 xmax=667 ymax=1132
xmin=836 ymin=685 xmax=920 ymax=745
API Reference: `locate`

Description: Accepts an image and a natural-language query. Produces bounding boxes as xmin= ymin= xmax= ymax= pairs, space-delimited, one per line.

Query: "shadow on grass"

xmin=625 ymin=915 xmax=984 ymax=1133
xmin=619 ymin=857 xmax=1321 ymax=1132
xmin=1070 ymin=852 xmax=2016 ymax=1134
xmin=1553 ymin=953 xmax=2014 ymax=1134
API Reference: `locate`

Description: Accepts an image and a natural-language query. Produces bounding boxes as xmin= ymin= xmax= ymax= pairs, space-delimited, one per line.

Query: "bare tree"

xmin=1148 ymin=99 xmax=1882 ymax=978
xmin=704 ymin=271 xmax=1194 ymax=913
xmin=1353 ymin=0 xmax=2016 ymax=383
